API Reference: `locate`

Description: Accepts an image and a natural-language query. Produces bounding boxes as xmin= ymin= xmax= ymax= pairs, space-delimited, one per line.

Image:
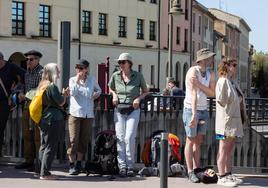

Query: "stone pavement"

xmin=0 ymin=164 xmax=268 ymax=188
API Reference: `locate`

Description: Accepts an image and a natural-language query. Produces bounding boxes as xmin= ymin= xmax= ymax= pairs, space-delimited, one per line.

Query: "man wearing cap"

xmin=67 ymin=59 xmax=101 ymax=175
xmin=183 ymin=48 xmax=216 ymax=183
xmin=15 ymin=50 xmax=43 ymax=171
xmin=0 ymin=51 xmax=25 ymax=156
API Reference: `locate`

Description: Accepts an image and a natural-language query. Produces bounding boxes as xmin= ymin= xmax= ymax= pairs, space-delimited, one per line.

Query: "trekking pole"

xmin=160 ymin=132 xmax=168 ymax=188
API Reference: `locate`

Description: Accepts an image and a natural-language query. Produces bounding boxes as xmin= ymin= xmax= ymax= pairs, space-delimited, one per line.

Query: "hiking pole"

xmin=160 ymin=132 xmax=168 ymax=188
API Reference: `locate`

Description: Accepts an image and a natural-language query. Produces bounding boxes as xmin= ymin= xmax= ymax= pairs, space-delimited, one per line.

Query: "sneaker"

xmin=40 ymin=174 xmax=58 ymax=180
xmin=127 ymin=168 xmax=135 ymax=177
xmin=217 ymin=176 xmax=238 ymax=187
xmin=119 ymin=168 xmax=127 ymax=177
xmin=227 ymin=174 xmax=243 ymax=185
xmin=69 ymin=166 xmax=79 ymax=175
xmin=188 ymin=171 xmax=200 ymax=183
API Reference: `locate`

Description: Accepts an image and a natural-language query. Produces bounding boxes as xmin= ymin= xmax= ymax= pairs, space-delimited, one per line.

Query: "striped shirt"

xmin=25 ymin=64 xmax=43 ymax=92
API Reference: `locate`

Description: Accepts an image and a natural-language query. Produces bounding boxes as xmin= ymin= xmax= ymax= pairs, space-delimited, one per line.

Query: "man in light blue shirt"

xmin=67 ymin=59 xmax=101 ymax=175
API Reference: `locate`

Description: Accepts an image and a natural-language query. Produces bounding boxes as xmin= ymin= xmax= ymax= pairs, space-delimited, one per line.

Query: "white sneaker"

xmin=217 ymin=176 xmax=238 ymax=187
xmin=227 ymin=174 xmax=243 ymax=185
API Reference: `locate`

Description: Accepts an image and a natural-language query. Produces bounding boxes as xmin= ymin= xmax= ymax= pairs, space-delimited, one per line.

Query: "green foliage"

xmin=252 ymin=52 xmax=268 ymax=97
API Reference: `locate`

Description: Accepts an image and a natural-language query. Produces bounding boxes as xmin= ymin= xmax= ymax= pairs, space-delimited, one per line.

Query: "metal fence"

xmin=2 ymin=94 xmax=268 ymax=172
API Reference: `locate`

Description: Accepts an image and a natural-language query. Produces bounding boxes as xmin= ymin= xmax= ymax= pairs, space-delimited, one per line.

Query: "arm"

xmin=193 ymin=71 xmax=216 ymax=97
xmin=92 ymin=77 xmax=102 ymax=100
xmin=108 ymin=75 xmax=118 ymax=106
xmin=189 ymin=69 xmax=198 ymax=127
xmin=133 ymin=74 xmax=149 ymax=109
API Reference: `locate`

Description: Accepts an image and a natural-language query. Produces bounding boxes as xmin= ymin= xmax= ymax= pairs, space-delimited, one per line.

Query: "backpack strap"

xmin=0 ymin=77 xmax=9 ymax=98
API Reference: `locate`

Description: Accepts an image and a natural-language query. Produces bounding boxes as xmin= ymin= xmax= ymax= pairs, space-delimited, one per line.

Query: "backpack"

xmin=141 ymin=130 xmax=182 ymax=168
xmin=85 ymin=130 xmax=119 ymax=175
xmin=194 ymin=167 xmax=218 ymax=184
xmin=29 ymin=84 xmax=49 ymax=124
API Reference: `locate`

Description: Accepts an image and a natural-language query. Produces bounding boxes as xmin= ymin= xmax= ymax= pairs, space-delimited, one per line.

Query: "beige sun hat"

xmin=196 ymin=48 xmax=216 ymax=63
xmin=115 ymin=53 xmax=133 ymax=63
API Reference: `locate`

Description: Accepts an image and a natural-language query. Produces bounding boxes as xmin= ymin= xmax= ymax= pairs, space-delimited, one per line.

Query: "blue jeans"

xmin=114 ymin=108 xmax=140 ymax=170
xmin=182 ymin=108 xmax=208 ymax=137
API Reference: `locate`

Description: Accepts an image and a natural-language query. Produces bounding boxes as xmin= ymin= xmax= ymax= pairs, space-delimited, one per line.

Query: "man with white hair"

xmin=0 ymin=51 xmax=25 ymax=156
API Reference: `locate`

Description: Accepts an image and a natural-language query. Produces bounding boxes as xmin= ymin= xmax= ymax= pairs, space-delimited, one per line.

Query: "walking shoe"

xmin=15 ymin=162 xmax=33 ymax=169
xmin=119 ymin=168 xmax=127 ymax=177
xmin=217 ymin=176 xmax=238 ymax=187
xmin=40 ymin=174 xmax=58 ymax=180
xmin=188 ymin=171 xmax=200 ymax=183
xmin=69 ymin=166 xmax=79 ymax=175
xmin=127 ymin=168 xmax=135 ymax=177
xmin=227 ymin=174 xmax=243 ymax=185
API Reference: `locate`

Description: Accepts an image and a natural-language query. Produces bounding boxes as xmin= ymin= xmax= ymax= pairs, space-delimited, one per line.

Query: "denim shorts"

xmin=182 ymin=108 xmax=209 ymax=137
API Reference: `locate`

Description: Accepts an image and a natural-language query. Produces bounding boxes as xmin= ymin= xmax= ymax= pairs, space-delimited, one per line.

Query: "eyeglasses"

xmin=26 ymin=58 xmax=36 ymax=62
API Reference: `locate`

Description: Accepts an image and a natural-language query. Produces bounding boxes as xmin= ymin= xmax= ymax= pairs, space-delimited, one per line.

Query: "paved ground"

xmin=0 ymin=164 xmax=268 ymax=188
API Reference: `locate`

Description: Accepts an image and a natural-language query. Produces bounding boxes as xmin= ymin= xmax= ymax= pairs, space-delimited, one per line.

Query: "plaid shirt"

xmin=25 ymin=64 xmax=43 ymax=92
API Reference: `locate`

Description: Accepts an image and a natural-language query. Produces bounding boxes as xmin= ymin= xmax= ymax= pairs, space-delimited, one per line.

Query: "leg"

xmin=192 ymin=134 xmax=203 ymax=169
xmin=0 ymin=100 xmax=10 ymax=156
xmin=40 ymin=120 xmax=62 ymax=177
xmin=114 ymin=109 xmax=127 ymax=170
xmin=184 ymin=137 xmax=195 ymax=172
xmin=67 ymin=116 xmax=80 ymax=163
xmin=125 ymin=109 xmax=140 ymax=170
xmin=225 ymin=138 xmax=235 ymax=173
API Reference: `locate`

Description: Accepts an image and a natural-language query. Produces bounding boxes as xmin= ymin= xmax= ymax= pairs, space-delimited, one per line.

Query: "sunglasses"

xmin=230 ymin=64 xmax=237 ymax=68
xmin=75 ymin=66 xmax=85 ymax=70
xmin=118 ymin=61 xmax=127 ymax=65
xmin=26 ymin=57 xmax=36 ymax=62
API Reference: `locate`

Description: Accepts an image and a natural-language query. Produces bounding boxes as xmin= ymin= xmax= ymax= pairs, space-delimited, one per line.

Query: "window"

xmin=138 ymin=64 xmax=143 ymax=73
xmin=82 ymin=11 xmax=92 ymax=34
xmin=39 ymin=5 xmax=51 ymax=37
xmin=204 ymin=17 xmax=208 ymax=37
xmin=151 ymin=65 xmax=155 ymax=85
xmin=185 ymin=0 xmax=189 ymax=20
xmin=149 ymin=21 xmax=156 ymax=41
xmin=137 ymin=19 xmax=144 ymax=39
xmin=198 ymin=42 xmax=201 ymax=50
xmin=118 ymin=16 xmax=127 ymax=38
xmin=176 ymin=27 xmax=180 ymax=44
xmin=192 ymin=41 xmax=195 ymax=60
xmin=99 ymin=13 xmax=107 ymax=35
xmin=150 ymin=0 xmax=157 ymax=3
xmin=184 ymin=29 xmax=188 ymax=51
xmin=192 ymin=13 xmax=195 ymax=33
xmin=12 ymin=1 xmax=25 ymax=35
xmin=198 ymin=16 xmax=201 ymax=35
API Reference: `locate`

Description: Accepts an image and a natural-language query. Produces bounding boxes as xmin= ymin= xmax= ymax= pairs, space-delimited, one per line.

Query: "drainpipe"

xmin=189 ymin=0 xmax=193 ymax=66
xmin=157 ymin=0 xmax=161 ymax=90
xmin=78 ymin=0 xmax=81 ymax=59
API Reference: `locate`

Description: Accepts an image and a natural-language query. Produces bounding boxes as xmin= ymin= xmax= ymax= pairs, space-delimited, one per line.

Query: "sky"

xmin=197 ymin=0 xmax=268 ymax=53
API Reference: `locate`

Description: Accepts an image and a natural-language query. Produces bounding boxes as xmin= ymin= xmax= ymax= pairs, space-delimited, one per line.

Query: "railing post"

xmin=160 ymin=132 xmax=168 ymax=188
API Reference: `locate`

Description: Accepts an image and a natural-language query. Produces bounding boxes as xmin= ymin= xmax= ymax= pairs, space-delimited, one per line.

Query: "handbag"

xmin=117 ymin=103 xmax=134 ymax=115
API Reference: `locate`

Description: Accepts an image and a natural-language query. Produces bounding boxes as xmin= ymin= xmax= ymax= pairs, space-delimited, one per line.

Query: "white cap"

xmin=116 ymin=53 xmax=133 ymax=62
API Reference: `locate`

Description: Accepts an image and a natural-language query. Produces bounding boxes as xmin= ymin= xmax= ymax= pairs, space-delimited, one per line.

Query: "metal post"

xmin=167 ymin=12 xmax=173 ymax=80
xmin=78 ymin=0 xmax=81 ymax=59
xmin=160 ymin=132 xmax=168 ymax=188
xmin=157 ymin=0 xmax=161 ymax=90
xmin=247 ymin=45 xmax=254 ymax=97
xmin=57 ymin=21 xmax=71 ymax=90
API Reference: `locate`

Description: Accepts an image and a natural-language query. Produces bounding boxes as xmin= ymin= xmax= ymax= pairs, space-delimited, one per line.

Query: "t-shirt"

xmin=42 ymin=83 xmax=64 ymax=123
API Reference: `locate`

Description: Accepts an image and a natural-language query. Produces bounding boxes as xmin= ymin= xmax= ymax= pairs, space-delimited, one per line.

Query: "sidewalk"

xmin=0 ymin=164 xmax=268 ymax=188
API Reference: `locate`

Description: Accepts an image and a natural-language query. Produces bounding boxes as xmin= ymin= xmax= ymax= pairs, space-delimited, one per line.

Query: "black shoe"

xmin=119 ymin=168 xmax=127 ymax=177
xmin=15 ymin=162 xmax=33 ymax=169
xmin=127 ymin=168 xmax=135 ymax=177
xmin=27 ymin=165 xmax=35 ymax=172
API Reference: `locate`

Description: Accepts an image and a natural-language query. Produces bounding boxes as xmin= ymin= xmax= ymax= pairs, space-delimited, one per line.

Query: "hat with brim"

xmin=196 ymin=48 xmax=215 ymax=63
xmin=115 ymin=53 xmax=133 ymax=64
xmin=24 ymin=50 xmax=42 ymax=58
xmin=76 ymin=59 xmax=89 ymax=68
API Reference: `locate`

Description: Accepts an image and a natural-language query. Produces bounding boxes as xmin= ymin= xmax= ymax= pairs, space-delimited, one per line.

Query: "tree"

xmin=252 ymin=52 xmax=268 ymax=97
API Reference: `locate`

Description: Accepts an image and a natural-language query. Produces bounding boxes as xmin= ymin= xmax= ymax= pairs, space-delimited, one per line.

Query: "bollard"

xmin=160 ymin=132 xmax=168 ymax=188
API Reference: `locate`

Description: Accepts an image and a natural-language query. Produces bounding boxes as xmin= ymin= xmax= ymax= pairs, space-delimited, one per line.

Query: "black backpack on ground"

xmin=85 ymin=130 xmax=119 ymax=175
xmin=194 ymin=166 xmax=218 ymax=184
